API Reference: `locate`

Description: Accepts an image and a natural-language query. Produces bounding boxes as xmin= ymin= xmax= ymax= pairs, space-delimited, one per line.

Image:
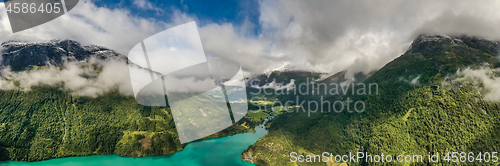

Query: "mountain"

xmin=244 ymin=35 xmax=500 ymax=165
xmin=0 ymin=40 xmax=256 ymax=162
xmin=245 ymin=70 xmax=368 ymax=101
xmin=2 ymin=35 xmax=499 ymax=164
xmin=0 ymin=40 xmax=125 ymax=71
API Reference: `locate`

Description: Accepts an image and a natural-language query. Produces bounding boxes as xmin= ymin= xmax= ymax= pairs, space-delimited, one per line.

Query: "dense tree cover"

xmin=0 ymin=40 xmax=259 ymax=162
xmin=246 ymin=35 xmax=500 ymax=165
xmin=0 ymin=85 xmax=255 ymax=162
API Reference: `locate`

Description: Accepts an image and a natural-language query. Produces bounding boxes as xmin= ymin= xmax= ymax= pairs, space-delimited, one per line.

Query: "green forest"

xmin=1 ymin=35 xmax=500 ymax=166
xmin=246 ymin=36 xmax=500 ymax=166
xmin=0 ymin=85 xmax=256 ymax=162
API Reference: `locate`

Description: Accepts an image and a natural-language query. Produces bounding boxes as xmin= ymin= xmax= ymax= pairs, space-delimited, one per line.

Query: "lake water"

xmin=2 ymin=125 xmax=268 ymax=166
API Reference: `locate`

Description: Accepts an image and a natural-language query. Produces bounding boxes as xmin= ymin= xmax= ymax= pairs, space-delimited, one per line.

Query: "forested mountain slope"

xmin=247 ymin=35 xmax=500 ymax=166
xmin=0 ymin=40 xmax=254 ymax=162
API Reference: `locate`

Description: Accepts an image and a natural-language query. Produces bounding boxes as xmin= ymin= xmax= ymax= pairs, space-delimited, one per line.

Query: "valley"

xmin=0 ymin=35 xmax=499 ymax=166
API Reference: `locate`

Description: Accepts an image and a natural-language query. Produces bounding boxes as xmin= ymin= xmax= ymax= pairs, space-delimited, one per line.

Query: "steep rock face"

xmin=409 ymin=35 xmax=500 ymax=55
xmin=1 ymin=40 xmax=123 ymax=71
xmin=246 ymin=35 xmax=500 ymax=165
xmin=458 ymin=36 xmax=500 ymax=56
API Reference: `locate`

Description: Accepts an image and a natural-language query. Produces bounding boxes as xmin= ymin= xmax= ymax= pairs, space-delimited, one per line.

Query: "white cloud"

xmin=0 ymin=0 xmax=189 ymax=55
xmin=0 ymin=56 xmax=133 ymax=97
xmin=456 ymin=68 xmax=500 ymax=102
xmin=0 ymin=0 xmax=500 ymax=96
xmin=198 ymin=23 xmax=273 ymax=74
xmin=132 ymin=0 xmax=163 ymax=12
xmin=255 ymin=0 xmax=500 ymax=79
xmin=1 ymin=0 xmax=500 ymax=76
xmin=251 ymin=79 xmax=295 ymax=91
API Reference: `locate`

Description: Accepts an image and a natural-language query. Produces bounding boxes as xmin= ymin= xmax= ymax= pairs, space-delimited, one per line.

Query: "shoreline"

xmin=3 ymin=118 xmax=266 ymax=163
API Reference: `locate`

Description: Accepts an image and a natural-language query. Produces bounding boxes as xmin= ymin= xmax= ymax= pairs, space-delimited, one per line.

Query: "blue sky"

xmin=0 ymin=0 xmax=262 ymax=34
xmin=92 ymin=0 xmax=261 ymax=34
xmin=1 ymin=0 xmax=499 ymax=76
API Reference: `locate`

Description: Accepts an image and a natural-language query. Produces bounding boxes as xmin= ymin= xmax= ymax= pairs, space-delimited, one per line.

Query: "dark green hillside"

xmin=0 ymin=86 xmax=254 ymax=162
xmin=247 ymin=35 xmax=500 ymax=166
xmin=0 ymin=41 xmax=256 ymax=162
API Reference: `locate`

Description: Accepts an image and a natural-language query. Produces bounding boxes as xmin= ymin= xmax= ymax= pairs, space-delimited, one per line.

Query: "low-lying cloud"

xmin=0 ymin=57 xmax=133 ymax=97
xmin=250 ymin=79 xmax=296 ymax=91
xmin=1 ymin=0 xmax=500 ymax=96
xmin=455 ymin=68 xmax=500 ymax=102
xmin=256 ymin=0 xmax=500 ymax=79
xmin=1 ymin=0 xmax=500 ymax=76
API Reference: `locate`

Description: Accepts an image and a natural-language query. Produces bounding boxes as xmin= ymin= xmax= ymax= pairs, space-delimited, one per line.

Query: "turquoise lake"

xmin=2 ymin=125 xmax=268 ymax=166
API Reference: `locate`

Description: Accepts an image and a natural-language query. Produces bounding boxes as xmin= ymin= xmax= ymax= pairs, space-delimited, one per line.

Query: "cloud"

xmin=0 ymin=0 xmax=500 ymax=96
xmin=455 ymin=68 xmax=500 ymax=102
xmin=198 ymin=23 xmax=273 ymax=74
xmin=0 ymin=56 xmax=133 ymax=97
xmin=0 ymin=0 xmax=189 ymax=55
xmin=255 ymin=0 xmax=500 ymax=79
xmin=250 ymin=79 xmax=295 ymax=91
xmin=132 ymin=0 xmax=163 ymax=12
xmin=1 ymin=0 xmax=500 ymax=76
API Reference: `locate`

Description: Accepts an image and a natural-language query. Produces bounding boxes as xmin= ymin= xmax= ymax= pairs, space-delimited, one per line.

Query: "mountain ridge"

xmin=244 ymin=34 xmax=500 ymax=165
xmin=1 ymin=35 xmax=499 ymax=164
xmin=1 ymin=40 xmax=126 ymax=72
xmin=0 ymin=40 xmax=258 ymax=162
